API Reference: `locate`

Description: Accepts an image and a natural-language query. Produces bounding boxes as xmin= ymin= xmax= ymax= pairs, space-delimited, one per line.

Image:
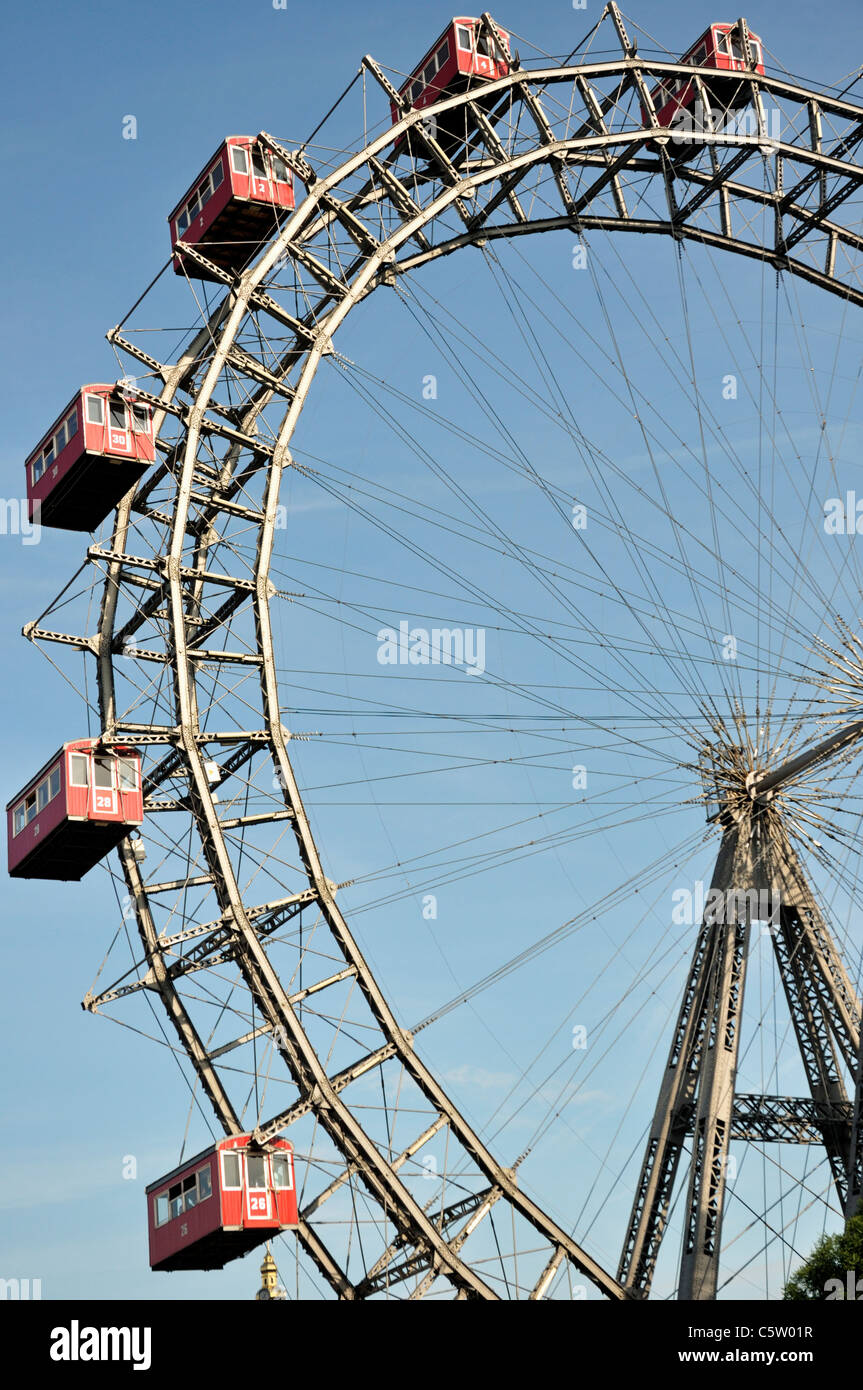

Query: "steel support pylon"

xmin=619 ymin=791 xmax=861 ymax=1299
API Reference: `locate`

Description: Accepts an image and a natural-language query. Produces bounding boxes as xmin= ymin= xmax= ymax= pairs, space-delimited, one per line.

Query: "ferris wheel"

xmin=11 ymin=5 xmax=863 ymax=1299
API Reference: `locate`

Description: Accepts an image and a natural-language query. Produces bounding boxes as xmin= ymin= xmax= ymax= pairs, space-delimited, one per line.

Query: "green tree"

xmin=783 ymin=1204 xmax=863 ymax=1300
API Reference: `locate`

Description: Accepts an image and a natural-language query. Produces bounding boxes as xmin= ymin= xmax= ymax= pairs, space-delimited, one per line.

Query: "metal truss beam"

xmin=728 ymin=1093 xmax=854 ymax=1145
xmin=620 ymin=802 xmax=860 ymax=1299
xmin=618 ymin=828 xmax=738 ymax=1296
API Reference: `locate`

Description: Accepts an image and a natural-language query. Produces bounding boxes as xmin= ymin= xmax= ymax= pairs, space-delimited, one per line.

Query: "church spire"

xmin=255 ymin=1247 xmax=287 ymax=1300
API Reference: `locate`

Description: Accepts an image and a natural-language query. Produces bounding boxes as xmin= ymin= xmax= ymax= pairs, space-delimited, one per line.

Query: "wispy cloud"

xmin=444 ymin=1063 xmax=515 ymax=1089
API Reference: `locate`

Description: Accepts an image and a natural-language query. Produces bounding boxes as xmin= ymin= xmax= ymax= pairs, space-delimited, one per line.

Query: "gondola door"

xmin=244 ymin=1152 xmax=272 ymax=1223
xmin=107 ymin=397 xmax=132 ymax=455
xmin=250 ymin=146 xmax=271 ymax=202
xmin=91 ymin=755 xmax=118 ymax=819
xmin=474 ymin=27 xmax=493 ymax=77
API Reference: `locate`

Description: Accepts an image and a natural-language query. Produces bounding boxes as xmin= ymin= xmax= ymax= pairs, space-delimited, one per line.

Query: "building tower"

xmin=255 ymin=1248 xmax=287 ymax=1301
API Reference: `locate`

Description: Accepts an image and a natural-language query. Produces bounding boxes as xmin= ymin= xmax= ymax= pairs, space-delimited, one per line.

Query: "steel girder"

xmin=618 ymin=801 xmax=861 ymax=1300
xmin=617 ymin=823 xmax=759 ymax=1300
xmin=728 ymin=1094 xmax=854 ymax=1145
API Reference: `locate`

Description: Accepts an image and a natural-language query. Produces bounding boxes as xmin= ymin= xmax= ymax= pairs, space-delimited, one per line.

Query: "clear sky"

xmin=2 ymin=0 xmax=863 ymax=1302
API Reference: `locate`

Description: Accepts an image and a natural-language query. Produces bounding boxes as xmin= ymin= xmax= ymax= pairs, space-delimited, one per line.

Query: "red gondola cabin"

xmin=642 ymin=21 xmax=766 ymax=135
xmin=391 ymin=17 xmax=512 ymax=155
xmin=147 ymin=1135 xmax=299 ymax=1272
xmin=7 ymin=740 xmax=143 ymax=881
xmin=25 ymin=385 xmax=155 ymax=532
xmin=168 ymin=137 xmax=297 ymax=281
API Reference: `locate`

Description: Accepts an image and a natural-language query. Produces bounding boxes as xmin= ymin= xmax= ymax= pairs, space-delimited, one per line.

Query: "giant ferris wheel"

xmin=12 ymin=5 xmax=863 ymax=1299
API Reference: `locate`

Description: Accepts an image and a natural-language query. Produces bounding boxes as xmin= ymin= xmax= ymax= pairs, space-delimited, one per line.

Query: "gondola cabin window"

xmin=146 ymin=1136 xmax=298 ymax=1272
xmin=390 ymin=17 xmax=512 ymax=156
xmin=153 ymin=1164 xmax=213 ymax=1227
xmin=7 ymin=740 xmax=143 ymax=880
xmin=642 ymin=21 xmax=766 ymax=133
xmin=391 ymin=16 xmax=511 ymax=118
xmin=24 ymin=385 xmax=155 ymax=531
xmin=167 ymin=136 xmax=298 ymax=281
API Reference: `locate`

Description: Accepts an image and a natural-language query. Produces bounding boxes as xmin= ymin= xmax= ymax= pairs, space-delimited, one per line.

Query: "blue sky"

xmin=2 ymin=0 xmax=863 ymax=1302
